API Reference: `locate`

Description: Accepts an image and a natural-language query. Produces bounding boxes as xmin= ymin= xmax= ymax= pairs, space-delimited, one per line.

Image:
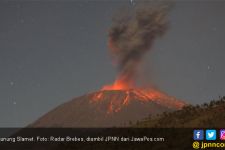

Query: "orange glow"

xmin=101 ymin=76 xmax=135 ymax=91
xmin=122 ymin=91 xmax=130 ymax=105
xmin=91 ymin=86 xmax=185 ymax=114
xmin=94 ymin=74 xmax=185 ymax=114
xmin=91 ymin=92 xmax=104 ymax=102
xmin=102 ymin=81 xmax=129 ymax=90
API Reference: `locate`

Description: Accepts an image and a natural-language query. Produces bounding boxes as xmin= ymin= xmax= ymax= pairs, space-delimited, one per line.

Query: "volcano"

xmin=31 ymin=88 xmax=186 ymax=127
xmin=29 ymin=3 xmax=181 ymax=128
xmin=29 ymin=3 xmax=186 ymax=128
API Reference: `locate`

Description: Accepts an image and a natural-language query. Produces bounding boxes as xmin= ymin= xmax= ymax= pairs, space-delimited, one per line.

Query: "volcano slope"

xmin=31 ymin=89 xmax=186 ymax=127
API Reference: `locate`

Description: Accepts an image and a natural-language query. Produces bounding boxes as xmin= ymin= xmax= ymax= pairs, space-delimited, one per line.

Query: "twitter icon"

xmin=206 ymin=129 xmax=216 ymax=140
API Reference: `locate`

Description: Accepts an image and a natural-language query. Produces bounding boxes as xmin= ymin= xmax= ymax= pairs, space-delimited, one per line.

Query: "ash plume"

xmin=108 ymin=2 xmax=170 ymax=86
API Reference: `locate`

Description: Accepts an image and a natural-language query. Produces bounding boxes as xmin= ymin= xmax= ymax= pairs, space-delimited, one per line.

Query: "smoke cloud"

xmin=108 ymin=2 xmax=170 ymax=87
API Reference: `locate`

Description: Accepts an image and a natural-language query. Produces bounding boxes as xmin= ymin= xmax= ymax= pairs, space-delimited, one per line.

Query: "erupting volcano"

xmin=99 ymin=77 xmax=185 ymax=114
xmin=32 ymin=88 xmax=185 ymax=127
xmin=31 ymin=3 xmax=186 ymax=128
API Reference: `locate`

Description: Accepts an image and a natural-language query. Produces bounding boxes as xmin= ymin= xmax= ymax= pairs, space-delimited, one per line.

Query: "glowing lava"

xmin=101 ymin=76 xmax=135 ymax=91
xmin=90 ymin=78 xmax=186 ymax=114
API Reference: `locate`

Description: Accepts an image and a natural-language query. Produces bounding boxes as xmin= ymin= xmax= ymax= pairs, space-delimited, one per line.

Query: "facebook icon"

xmin=193 ymin=130 xmax=204 ymax=140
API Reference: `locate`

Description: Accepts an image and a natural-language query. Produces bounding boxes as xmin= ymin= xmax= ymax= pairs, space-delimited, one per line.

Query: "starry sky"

xmin=1 ymin=0 xmax=225 ymax=127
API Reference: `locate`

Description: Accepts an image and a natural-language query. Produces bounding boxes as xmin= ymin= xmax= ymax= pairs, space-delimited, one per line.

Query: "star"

xmin=10 ymin=81 xmax=14 ymax=86
xmin=212 ymin=27 xmax=217 ymax=31
xmin=13 ymin=101 xmax=17 ymax=105
xmin=207 ymin=65 xmax=210 ymax=70
xmin=20 ymin=19 xmax=25 ymax=23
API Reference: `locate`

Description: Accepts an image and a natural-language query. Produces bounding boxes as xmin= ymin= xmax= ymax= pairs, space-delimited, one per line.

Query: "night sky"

xmin=1 ymin=0 xmax=225 ymax=127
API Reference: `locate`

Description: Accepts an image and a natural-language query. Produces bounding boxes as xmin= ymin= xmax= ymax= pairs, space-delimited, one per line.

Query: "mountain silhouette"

xmin=31 ymin=89 xmax=186 ymax=127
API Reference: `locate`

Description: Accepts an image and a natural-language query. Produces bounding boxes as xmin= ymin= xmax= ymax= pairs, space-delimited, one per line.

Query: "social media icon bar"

xmin=220 ymin=129 xmax=225 ymax=140
xmin=194 ymin=130 xmax=204 ymax=140
xmin=206 ymin=129 xmax=216 ymax=140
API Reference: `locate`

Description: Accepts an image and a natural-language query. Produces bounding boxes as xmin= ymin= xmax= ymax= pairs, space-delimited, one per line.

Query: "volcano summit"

xmin=31 ymin=3 xmax=186 ymax=128
xmin=31 ymin=89 xmax=185 ymax=127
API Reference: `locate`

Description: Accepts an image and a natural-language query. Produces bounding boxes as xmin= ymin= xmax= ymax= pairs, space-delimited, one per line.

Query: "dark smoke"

xmin=109 ymin=2 xmax=170 ymax=86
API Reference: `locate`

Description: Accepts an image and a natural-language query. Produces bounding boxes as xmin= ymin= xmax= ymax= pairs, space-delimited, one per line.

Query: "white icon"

xmin=196 ymin=132 xmax=200 ymax=139
xmin=208 ymin=132 xmax=214 ymax=138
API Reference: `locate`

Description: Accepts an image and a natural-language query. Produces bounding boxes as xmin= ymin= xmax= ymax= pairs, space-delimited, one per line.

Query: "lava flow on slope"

xmin=91 ymin=78 xmax=186 ymax=115
xmin=32 ymin=89 xmax=185 ymax=127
